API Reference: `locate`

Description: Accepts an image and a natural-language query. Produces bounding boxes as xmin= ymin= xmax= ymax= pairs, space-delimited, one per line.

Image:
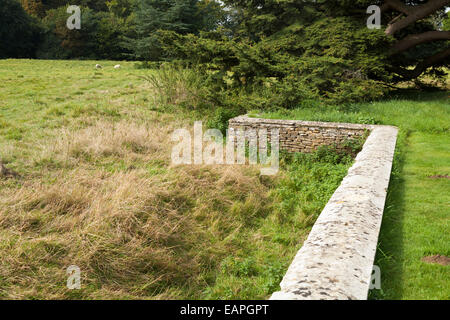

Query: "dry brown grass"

xmin=0 ymin=117 xmax=274 ymax=299
xmin=42 ymin=118 xmax=172 ymax=164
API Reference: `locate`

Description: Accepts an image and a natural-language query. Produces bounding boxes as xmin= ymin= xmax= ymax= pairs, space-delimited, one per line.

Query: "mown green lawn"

xmin=376 ymin=132 xmax=449 ymax=300
xmin=257 ymin=91 xmax=450 ymax=300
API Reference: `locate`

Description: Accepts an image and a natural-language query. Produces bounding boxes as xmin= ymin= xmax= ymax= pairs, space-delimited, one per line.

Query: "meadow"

xmin=0 ymin=59 xmax=353 ymax=299
xmin=0 ymin=59 xmax=448 ymax=300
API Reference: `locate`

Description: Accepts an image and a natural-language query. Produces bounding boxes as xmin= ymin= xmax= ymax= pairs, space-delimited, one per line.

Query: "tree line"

xmin=1 ymin=0 xmax=225 ymax=60
xmin=1 ymin=0 xmax=449 ymax=105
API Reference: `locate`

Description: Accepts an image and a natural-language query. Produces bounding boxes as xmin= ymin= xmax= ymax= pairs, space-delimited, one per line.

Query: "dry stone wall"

xmin=228 ymin=115 xmax=373 ymax=153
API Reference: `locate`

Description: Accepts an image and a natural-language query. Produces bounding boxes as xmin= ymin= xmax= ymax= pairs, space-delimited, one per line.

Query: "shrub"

xmin=206 ymin=106 xmax=244 ymax=134
xmin=142 ymin=63 xmax=210 ymax=108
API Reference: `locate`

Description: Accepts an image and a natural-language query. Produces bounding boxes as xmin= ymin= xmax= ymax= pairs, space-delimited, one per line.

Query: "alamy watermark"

xmin=66 ymin=5 xmax=81 ymax=30
xmin=171 ymin=121 xmax=279 ymax=176
xmin=367 ymin=5 xmax=381 ymax=29
xmin=370 ymin=265 xmax=381 ymax=290
xmin=66 ymin=265 xmax=81 ymax=290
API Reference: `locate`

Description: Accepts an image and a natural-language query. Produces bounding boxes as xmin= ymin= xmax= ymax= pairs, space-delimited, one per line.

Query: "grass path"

xmin=376 ymin=132 xmax=449 ymax=299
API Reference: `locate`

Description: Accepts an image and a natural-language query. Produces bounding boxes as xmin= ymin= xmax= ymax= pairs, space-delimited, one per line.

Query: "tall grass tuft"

xmin=142 ymin=63 xmax=208 ymax=108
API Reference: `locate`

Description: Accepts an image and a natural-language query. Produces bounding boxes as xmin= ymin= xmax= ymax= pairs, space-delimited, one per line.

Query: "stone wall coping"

xmin=229 ymin=114 xmax=381 ymax=131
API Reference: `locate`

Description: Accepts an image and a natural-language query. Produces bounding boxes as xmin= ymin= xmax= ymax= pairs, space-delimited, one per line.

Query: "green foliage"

xmin=206 ymin=106 xmax=243 ymax=134
xmin=443 ymin=13 xmax=450 ymax=31
xmin=106 ymin=0 xmax=135 ymax=17
xmin=37 ymin=5 xmax=133 ymax=59
xmin=7 ymin=0 xmax=450 ymax=87
xmin=261 ymin=263 xmax=285 ymax=293
xmin=0 ymin=0 xmax=42 ymax=59
xmin=127 ymin=0 xmax=221 ymax=60
xmin=11 ymin=0 xmax=226 ymax=60
xmin=158 ymin=1 xmax=448 ymax=107
xmin=95 ymin=11 xmax=135 ymax=59
xmin=159 ymin=2 xmax=394 ymax=107
xmin=275 ymin=141 xmax=361 ymax=222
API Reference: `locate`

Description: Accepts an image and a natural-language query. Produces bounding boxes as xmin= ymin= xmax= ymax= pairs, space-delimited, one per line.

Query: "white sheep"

xmin=95 ymin=64 xmax=102 ymax=69
xmin=114 ymin=64 xmax=121 ymax=69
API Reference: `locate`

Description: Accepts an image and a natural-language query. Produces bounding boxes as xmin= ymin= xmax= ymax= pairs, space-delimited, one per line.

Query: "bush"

xmin=206 ymin=106 xmax=243 ymax=134
xmin=142 ymin=63 xmax=210 ymax=107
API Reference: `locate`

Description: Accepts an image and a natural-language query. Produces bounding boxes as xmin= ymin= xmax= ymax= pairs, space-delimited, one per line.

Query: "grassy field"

xmin=1 ymin=59 xmax=448 ymax=300
xmin=257 ymin=91 xmax=450 ymax=300
xmin=0 ymin=59 xmax=354 ymax=299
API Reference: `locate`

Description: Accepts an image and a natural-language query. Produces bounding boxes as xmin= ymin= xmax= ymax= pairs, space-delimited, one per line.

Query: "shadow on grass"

xmin=369 ymin=132 xmax=409 ymax=300
xmin=387 ymin=88 xmax=449 ymax=102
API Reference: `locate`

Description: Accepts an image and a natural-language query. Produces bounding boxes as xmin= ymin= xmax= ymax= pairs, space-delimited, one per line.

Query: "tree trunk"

xmin=395 ymin=47 xmax=450 ymax=80
xmin=390 ymin=31 xmax=450 ymax=55
xmin=384 ymin=0 xmax=450 ymax=35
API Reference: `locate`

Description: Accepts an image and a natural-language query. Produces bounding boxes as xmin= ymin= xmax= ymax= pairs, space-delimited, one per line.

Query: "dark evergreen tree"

xmin=129 ymin=0 xmax=213 ymax=60
xmin=37 ymin=6 xmax=101 ymax=58
xmin=106 ymin=0 xmax=135 ymax=18
xmin=0 ymin=0 xmax=42 ymax=58
xmin=221 ymin=0 xmax=450 ymax=83
xmin=160 ymin=0 xmax=449 ymax=106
